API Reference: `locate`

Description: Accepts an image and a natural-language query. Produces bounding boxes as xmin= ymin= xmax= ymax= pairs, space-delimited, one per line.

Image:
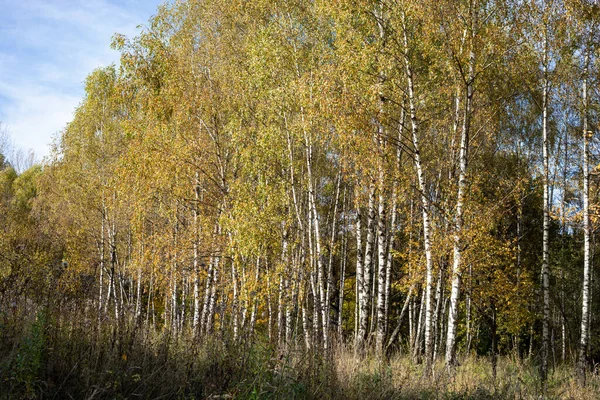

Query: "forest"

xmin=1 ymin=0 xmax=600 ymax=398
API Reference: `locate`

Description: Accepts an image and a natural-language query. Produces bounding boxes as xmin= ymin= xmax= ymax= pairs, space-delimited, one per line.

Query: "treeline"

xmin=2 ymin=0 xmax=600 ymax=395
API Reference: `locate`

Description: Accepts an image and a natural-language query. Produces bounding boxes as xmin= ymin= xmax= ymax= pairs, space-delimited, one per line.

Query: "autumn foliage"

xmin=1 ymin=0 xmax=600 ymax=398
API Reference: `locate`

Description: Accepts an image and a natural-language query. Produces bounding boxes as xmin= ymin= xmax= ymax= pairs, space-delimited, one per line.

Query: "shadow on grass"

xmin=1 ymin=312 xmax=599 ymax=399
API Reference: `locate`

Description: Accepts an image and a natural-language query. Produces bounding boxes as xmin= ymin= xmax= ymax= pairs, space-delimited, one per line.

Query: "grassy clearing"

xmin=1 ymin=312 xmax=599 ymax=399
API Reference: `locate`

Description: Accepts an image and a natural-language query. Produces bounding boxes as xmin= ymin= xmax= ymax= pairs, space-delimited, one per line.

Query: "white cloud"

xmin=0 ymin=0 xmax=162 ymax=161
xmin=0 ymin=81 xmax=80 ymax=160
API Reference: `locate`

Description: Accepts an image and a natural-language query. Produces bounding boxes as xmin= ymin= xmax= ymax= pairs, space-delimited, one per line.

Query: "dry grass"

xmin=1 ymin=311 xmax=599 ymax=399
xmin=329 ymin=343 xmax=600 ymax=399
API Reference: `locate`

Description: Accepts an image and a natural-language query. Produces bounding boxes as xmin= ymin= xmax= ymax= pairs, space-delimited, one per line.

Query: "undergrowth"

xmin=0 ymin=308 xmax=599 ymax=399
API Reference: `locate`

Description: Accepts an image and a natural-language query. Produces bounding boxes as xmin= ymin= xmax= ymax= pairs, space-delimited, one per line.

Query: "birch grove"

xmin=2 ymin=0 xmax=600 ymax=394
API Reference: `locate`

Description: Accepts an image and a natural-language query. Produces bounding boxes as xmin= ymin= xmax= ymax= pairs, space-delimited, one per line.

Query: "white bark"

xmin=355 ymin=205 xmax=364 ymax=348
xmin=385 ymin=112 xmax=402 ymax=337
xmin=306 ymin=135 xmax=328 ymax=350
xmin=277 ymin=273 xmax=284 ymax=346
xmin=200 ymin=259 xmax=213 ymax=335
xmin=541 ymin=30 xmax=550 ymax=383
xmin=338 ymin=187 xmax=348 ymax=337
xmin=193 ymin=175 xmax=201 ymax=334
xmin=135 ymin=242 xmax=142 ymax=319
xmin=249 ymin=262 xmax=259 ymax=338
xmin=266 ymin=262 xmax=273 ymax=341
xmin=376 ymin=166 xmax=387 ymax=353
xmin=232 ymin=257 xmax=239 ymax=341
xmin=578 ymin=50 xmax=591 ymax=385
xmin=446 ymin=5 xmax=476 ymax=368
xmin=359 ymin=185 xmax=376 ymax=347
xmin=375 ymin=0 xmax=388 ymax=355
xmin=402 ymin=12 xmax=434 ymax=373
xmin=99 ymin=204 xmax=105 ymax=316
xmin=325 ymin=172 xmax=342 ymax=349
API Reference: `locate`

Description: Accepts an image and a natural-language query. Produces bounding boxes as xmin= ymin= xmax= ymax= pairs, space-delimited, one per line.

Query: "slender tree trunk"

xmin=386 ymin=284 xmax=414 ymax=351
xmin=171 ymin=212 xmax=179 ymax=334
xmin=561 ymin=116 xmax=568 ymax=362
xmin=376 ymin=159 xmax=387 ymax=354
xmin=302 ymin=284 xmax=311 ymax=350
xmin=541 ymin=31 xmax=551 ymax=384
xmin=249 ymin=261 xmax=260 ymax=338
xmin=266 ymin=262 xmax=273 ymax=342
xmin=232 ymin=257 xmax=239 ymax=341
xmin=446 ymin=5 xmax=477 ymax=368
xmin=180 ymin=274 xmax=187 ymax=332
xmin=201 ymin=258 xmax=213 ymax=335
xmin=402 ymin=12 xmax=434 ymax=374
xmin=135 ymin=239 xmax=143 ymax=320
xmin=286 ymin=276 xmax=293 ymax=344
xmin=307 ymin=212 xmax=321 ymax=346
xmin=240 ymin=262 xmax=248 ymax=333
xmin=171 ymin=268 xmax=177 ymax=333
xmin=491 ymin=305 xmax=498 ymax=381
xmin=409 ymin=295 xmax=414 ymax=353
xmin=413 ymin=288 xmax=426 ymax=361
xmin=355 ymin=205 xmax=364 ymax=349
xmin=277 ymin=273 xmax=284 ymax=347
xmin=433 ymin=266 xmax=445 ymax=361
xmin=325 ymin=172 xmax=342 ymax=350
xmin=302 ymin=112 xmax=328 ymax=351
xmin=578 ymin=50 xmax=591 ymax=386
xmin=289 ymin=248 xmax=302 ymax=344
xmin=360 ymin=185 xmax=376 ymax=348
xmin=99 ymin=205 xmax=105 ymax=317
xmin=466 ymin=263 xmax=473 ymax=353
xmin=193 ymin=175 xmax=201 ymax=335
xmin=206 ymin=254 xmax=219 ymax=335
xmin=338 ymin=187 xmax=348 ymax=338
xmin=145 ymin=266 xmax=153 ymax=331
xmin=374 ymin=0 xmax=388 ymax=357
xmin=385 ymin=109 xmax=402 ymax=336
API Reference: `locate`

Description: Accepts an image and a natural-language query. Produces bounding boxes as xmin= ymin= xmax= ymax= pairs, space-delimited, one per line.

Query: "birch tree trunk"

xmin=561 ymin=119 xmax=568 ymax=362
xmin=384 ymin=111 xmax=403 ymax=337
xmin=433 ymin=266 xmax=444 ymax=361
xmin=193 ymin=175 xmax=201 ymax=335
xmin=205 ymin=254 xmax=219 ymax=335
xmin=541 ymin=30 xmax=551 ymax=384
xmin=446 ymin=6 xmax=477 ymax=368
xmin=374 ymin=0 xmax=388 ymax=357
xmin=302 ymin=283 xmax=312 ymax=350
xmin=376 ymin=160 xmax=387 ymax=354
xmin=338 ymin=187 xmax=348 ymax=338
xmin=402 ymin=12 xmax=435 ymax=374
xmin=413 ymin=288 xmax=426 ymax=361
xmin=277 ymin=273 xmax=284 ymax=347
xmin=232 ymin=256 xmax=239 ymax=342
xmin=386 ymin=284 xmax=414 ymax=351
xmin=249 ymin=260 xmax=260 ymax=339
xmin=266 ymin=262 xmax=273 ymax=341
xmin=355 ymin=205 xmax=364 ymax=349
xmin=99 ymin=205 xmax=105 ymax=317
xmin=325 ymin=172 xmax=342 ymax=349
xmin=200 ymin=259 xmax=213 ymax=335
xmin=135 ymin=239 xmax=143 ymax=320
xmin=578 ymin=50 xmax=591 ymax=386
xmin=359 ymin=185 xmax=376 ymax=348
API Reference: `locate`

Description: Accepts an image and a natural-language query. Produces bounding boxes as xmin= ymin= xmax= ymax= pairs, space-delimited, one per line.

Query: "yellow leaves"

xmin=111 ymin=33 xmax=127 ymax=51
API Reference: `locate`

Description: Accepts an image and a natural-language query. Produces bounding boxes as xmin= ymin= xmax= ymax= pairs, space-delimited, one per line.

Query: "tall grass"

xmin=1 ymin=308 xmax=599 ymax=399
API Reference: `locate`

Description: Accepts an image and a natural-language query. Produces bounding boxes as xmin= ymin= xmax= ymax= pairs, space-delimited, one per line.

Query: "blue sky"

xmin=0 ymin=0 xmax=164 ymax=161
